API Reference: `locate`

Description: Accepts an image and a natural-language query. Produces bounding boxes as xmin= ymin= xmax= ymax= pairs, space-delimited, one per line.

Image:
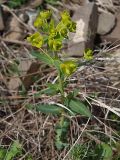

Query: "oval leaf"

xmin=31 ymin=51 xmax=54 ymax=66
xmin=69 ymin=99 xmax=91 ymax=117
xmin=36 ymin=104 xmax=62 ymax=115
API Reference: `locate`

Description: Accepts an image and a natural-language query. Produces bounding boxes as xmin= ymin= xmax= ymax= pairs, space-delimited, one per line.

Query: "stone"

xmin=8 ymin=60 xmax=40 ymax=91
xmin=101 ymin=13 xmax=120 ymax=43
xmin=26 ymin=10 xmax=38 ymax=27
xmin=0 ymin=6 xmax=4 ymax=31
xmin=64 ymin=0 xmax=88 ymax=5
xmin=97 ymin=12 xmax=116 ymax=35
xmin=8 ymin=77 xmax=22 ymax=91
xmin=104 ymin=49 xmax=120 ymax=88
xmin=64 ymin=3 xmax=98 ymax=57
xmin=4 ymin=13 xmax=28 ymax=40
xmin=21 ymin=61 xmax=40 ymax=90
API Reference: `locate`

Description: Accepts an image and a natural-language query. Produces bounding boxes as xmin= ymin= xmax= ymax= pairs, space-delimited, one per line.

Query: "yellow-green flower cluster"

xmin=27 ymin=32 xmax=43 ymax=48
xmin=48 ymin=11 xmax=76 ymax=51
xmin=34 ymin=10 xmax=52 ymax=28
xmin=60 ymin=11 xmax=76 ymax=33
xmin=48 ymin=39 xmax=62 ymax=51
xmin=27 ymin=10 xmax=76 ymax=51
xmin=84 ymin=48 xmax=93 ymax=60
xmin=60 ymin=61 xmax=77 ymax=76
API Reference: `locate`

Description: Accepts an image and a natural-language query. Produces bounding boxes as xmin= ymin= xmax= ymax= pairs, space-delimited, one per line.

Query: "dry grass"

xmin=0 ymin=39 xmax=120 ymax=159
xmin=0 ymin=1 xmax=120 ymax=159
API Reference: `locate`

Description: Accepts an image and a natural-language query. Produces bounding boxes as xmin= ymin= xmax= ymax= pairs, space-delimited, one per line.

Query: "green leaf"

xmin=5 ymin=141 xmax=22 ymax=160
xmin=41 ymin=87 xmax=57 ymax=95
xmin=31 ymin=51 xmax=54 ymax=66
xmin=72 ymin=89 xmax=79 ymax=98
xmin=84 ymin=48 xmax=93 ymax=60
xmin=0 ymin=148 xmax=6 ymax=160
xmin=68 ymin=99 xmax=91 ymax=117
xmin=54 ymin=59 xmax=65 ymax=80
xmin=46 ymin=83 xmax=60 ymax=95
xmin=36 ymin=104 xmax=62 ymax=114
xmin=47 ymin=83 xmax=59 ymax=90
xmin=29 ymin=86 xmax=58 ymax=98
xmin=35 ymin=88 xmax=56 ymax=97
xmin=54 ymin=59 xmax=62 ymax=71
xmin=55 ymin=140 xmax=68 ymax=150
xmin=101 ymin=143 xmax=113 ymax=160
xmin=49 ymin=19 xmax=55 ymax=31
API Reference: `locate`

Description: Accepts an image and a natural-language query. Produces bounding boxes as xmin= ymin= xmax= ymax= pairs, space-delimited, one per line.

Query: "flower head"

xmin=61 ymin=11 xmax=70 ymax=21
xmin=48 ymin=38 xmax=62 ymax=51
xmin=40 ymin=10 xmax=52 ymax=19
xmin=49 ymin=29 xmax=58 ymax=38
xmin=60 ymin=61 xmax=77 ymax=76
xmin=34 ymin=18 xmax=43 ymax=28
xmin=66 ymin=21 xmax=76 ymax=32
xmin=59 ymin=27 xmax=68 ymax=38
xmin=84 ymin=48 xmax=93 ymax=60
xmin=34 ymin=10 xmax=52 ymax=28
xmin=27 ymin=32 xmax=43 ymax=48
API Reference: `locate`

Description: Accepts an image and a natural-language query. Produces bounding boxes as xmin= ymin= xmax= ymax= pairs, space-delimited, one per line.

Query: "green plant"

xmin=8 ymin=0 xmax=27 ymax=8
xmin=0 ymin=141 xmax=22 ymax=160
xmin=27 ymin=10 xmax=92 ymax=150
xmin=70 ymin=142 xmax=113 ymax=160
xmin=0 ymin=141 xmax=33 ymax=160
xmin=70 ymin=144 xmax=87 ymax=160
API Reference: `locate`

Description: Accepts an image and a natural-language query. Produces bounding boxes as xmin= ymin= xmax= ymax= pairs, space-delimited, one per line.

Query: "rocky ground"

xmin=0 ymin=0 xmax=120 ymax=159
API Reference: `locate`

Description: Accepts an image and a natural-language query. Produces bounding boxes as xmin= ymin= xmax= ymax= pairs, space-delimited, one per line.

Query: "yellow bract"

xmin=34 ymin=10 xmax=51 ymax=28
xmin=61 ymin=11 xmax=70 ymax=21
xmin=27 ymin=32 xmax=43 ymax=48
xmin=48 ymin=39 xmax=62 ymax=51
xmin=67 ymin=21 xmax=76 ymax=32
xmin=84 ymin=48 xmax=93 ymax=60
xmin=49 ymin=29 xmax=57 ymax=38
xmin=34 ymin=18 xmax=43 ymax=28
xmin=60 ymin=61 xmax=77 ymax=76
xmin=60 ymin=11 xmax=76 ymax=33
xmin=40 ymin=10 xmax=52 ymax=19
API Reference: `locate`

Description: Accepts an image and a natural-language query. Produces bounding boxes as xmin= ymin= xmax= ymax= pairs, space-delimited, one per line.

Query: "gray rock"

xmin=101 ymin=13 xmax=120 ymax=43
xmin=64 ymin=3 xmax=98 ymax=57
xmin=8 ymin=60 xmax=40 ymax=91
xmin=62 ymin=0 xmax=87 ymax=5
xmin=97 ymin=12 xmax=116 ymax=35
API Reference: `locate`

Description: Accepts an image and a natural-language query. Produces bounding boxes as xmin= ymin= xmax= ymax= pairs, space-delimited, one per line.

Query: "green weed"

xmin=0 ymin=141 xmax=33 ymax=160
xmin=26 ymin=10 xmax=93 ymax=150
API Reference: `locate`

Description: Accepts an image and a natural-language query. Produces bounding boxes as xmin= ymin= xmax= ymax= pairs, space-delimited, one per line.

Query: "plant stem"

xmin=58 ymin=73 xmax=65 ymax=102
xmin=60 ymin=114 xmax=65 ymax=127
